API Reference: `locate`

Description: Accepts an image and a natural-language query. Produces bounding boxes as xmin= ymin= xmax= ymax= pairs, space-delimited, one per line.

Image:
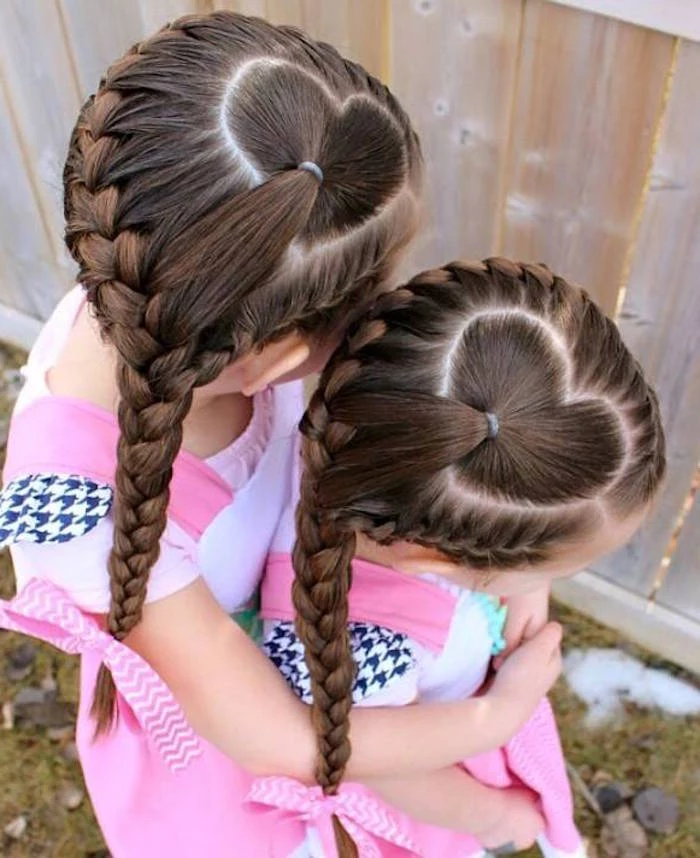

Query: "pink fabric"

xmin=0 ymin=579 xmax=202 ymax=770
xmin=245 ymin=777 xmax=420 ymax=858
xmin=465 ymin=699 xmax=581 ymax=852
xmin=0 ymin=578 xmax=287 ymax=857
xmin=5 ymin=397 xmax=233 ymax=541
xmin=260 ymin=552 xmax=583 ymax=856
xmin=0 ymin=392 xmax=304 ymax=856
xmin=263 ymin=553 xmax=457 ymax=652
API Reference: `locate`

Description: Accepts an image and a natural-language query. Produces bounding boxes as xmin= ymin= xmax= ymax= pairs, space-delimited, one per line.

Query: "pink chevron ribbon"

xmin=246 ymin=776 xmax=422 ymax=857
xmin=0 ymin=578 xmax=202 ymax=772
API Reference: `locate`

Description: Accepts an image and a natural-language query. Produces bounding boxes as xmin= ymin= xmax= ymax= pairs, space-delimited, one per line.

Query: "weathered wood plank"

xmin=0 ymin=10 xmax=75 ymax=320
xmin=0 ymin=1 xmax=82 ymax=273
xmin=390 ymin=0 xmax=523 ymax=273
xmin=59 ymin=0 xmax=146 ymax=96
xmin=0 ymin=304 xmax=43 ymax=352
xmin=253 ymin=1 xmax=387 ymax=79
xmin=138 ymin=0 xmax=213 ymax=34
xmin=498 ymin=1 xmax=674 ymax=314
xmin=593 ymin=40 xmax=700 ymax=594
xmin=660 ymin=485 xmax=700 ymax=624
xmin=547 ymin=0 xmax=700 ymax=43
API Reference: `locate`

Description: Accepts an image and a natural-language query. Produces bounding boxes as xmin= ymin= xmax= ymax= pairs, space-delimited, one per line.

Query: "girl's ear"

xmin=239 ymin=334 xmax=311 ymax=395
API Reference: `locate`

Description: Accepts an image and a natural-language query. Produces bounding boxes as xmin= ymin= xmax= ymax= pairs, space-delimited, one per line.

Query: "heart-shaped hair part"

xmin=224 ymin=58 xmax=407 ymax=237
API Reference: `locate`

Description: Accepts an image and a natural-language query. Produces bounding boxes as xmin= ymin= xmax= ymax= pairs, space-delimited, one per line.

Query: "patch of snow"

xmin=563 ymin=648 xmax=700 ymax=726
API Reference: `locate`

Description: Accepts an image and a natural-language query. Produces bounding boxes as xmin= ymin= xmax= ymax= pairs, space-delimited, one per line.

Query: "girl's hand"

xmin=493 ymin=584 xmax=551 ymax=670
xmin=474 ymin=787 xmax=545 ymax=853
xmin=486 ymin=621 xmax=562 ymax=738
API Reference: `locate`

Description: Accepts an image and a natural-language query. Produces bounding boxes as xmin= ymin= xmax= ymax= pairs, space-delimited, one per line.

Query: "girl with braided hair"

xmin=259 ymin=258 xmax=666 ymax=857
xmin=0 ymin=12 xmax=551 ymax=858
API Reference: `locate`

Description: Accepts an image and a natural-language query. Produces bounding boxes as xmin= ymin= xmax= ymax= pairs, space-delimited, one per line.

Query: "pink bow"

xmin=0 ymin=578 xmax=202 ymax=772
xmin=246 ymin=776 xmax=422 ymax=857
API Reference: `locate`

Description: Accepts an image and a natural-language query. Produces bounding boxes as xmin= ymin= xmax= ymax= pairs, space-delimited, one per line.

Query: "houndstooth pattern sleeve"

xmin=0 ymin=474 xmax=113 ymax=548
xmin=263 ymin=620 xmax=417 ymax=705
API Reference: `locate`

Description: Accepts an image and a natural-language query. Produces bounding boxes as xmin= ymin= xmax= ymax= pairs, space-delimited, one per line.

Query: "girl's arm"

xmin=127 ymin=577 xmax=562 ymax=780
xmin=370 ymin=770 xmax=544 ymax=853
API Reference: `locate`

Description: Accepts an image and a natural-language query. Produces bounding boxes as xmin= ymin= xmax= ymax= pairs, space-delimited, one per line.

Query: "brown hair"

xmin=292 ymin=258 xmax=666 ymax=856
xmin=62 ymin=10 xmax=422 ymax=732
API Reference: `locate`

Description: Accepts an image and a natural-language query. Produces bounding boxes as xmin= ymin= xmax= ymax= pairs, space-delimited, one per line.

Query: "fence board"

xmin=389 ymin=0 xmax=523 ymax=273
xmin=59 ymin=0 xmax=146 ymax=96
xmin=0 ymin=80 xmax=72 ymax=323
xmin=547 ymin=0 xmax=700 ymax=43
xmin=251 ymin=1 xmax=386 ymax=79
xmin=0 ymin=1 xmax=80 ymax=318
xmin=498 ymin=0 xmax=674 ymax=314
xmin=592 ymin=40 xmax=700 ymax=595
xmin=138 ymin=0 xmax=213 ymax=33
xmin=660 ymin=488 xmax=700 ymax=624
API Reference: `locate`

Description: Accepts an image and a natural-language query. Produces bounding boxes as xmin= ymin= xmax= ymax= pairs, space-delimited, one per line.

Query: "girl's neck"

xmin=48 ymin=303 xmax=253 ymax=460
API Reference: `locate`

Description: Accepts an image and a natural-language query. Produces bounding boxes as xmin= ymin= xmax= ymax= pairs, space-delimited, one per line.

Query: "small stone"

xmin=592 ymin=770 xmax=614 ymax=787
xmin=13 ymin=686 xmax=75 ymax=729
xmin=582 ymin=838 xmax=598 ymax=858
xmin=61 ymin=741 xmax=80 ymax=762
xmin=2 ymin=701 xmax=14 ymax=730
xmin=600 ymin=806 xmax=648 ymax=858
xmin=58 ymin=783 xmax=84 ymax=811
xmin=47 ymin=724 xmax=74 ymax=742
xmin=578 ymin=763 xmax=594 ymax=782
xmin=595 ymin=783 xmax=631 ymax=814
xmin=632 ymin=787 xmax=680 ymax=834
xmin=40 ymin=671 xmax=58 ymax=693
xmin=6 ymin=642 xmax=36 ymax=681
xmin=14 ymin=686 xmax=46 ymax=707
xmin=4 ymin=815 xmax=27 ymax=839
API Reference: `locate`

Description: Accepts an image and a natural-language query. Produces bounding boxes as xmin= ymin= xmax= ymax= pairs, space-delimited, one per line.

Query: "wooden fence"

xmin=0 ymin=0 xmax=698 ymax=671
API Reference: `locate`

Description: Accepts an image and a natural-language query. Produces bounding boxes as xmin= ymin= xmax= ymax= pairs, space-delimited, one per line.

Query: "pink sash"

xmin=262 ymin=552 xmax=457 ymax=652
xmin=4 ymin=396 xmax=233 ymax=540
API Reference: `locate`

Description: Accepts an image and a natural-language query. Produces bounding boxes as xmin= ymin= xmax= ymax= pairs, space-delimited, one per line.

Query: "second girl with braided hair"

xmin=260 ymin=258 xmax=666 ymax=856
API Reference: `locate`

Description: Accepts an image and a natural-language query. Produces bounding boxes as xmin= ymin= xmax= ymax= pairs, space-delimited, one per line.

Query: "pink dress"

xmin=0 ymin=289 xmax=310 ymax=856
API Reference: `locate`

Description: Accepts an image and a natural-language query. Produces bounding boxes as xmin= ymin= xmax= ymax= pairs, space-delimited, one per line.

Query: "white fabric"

xmin=270 ymin=440 xmax=495 ymax=708
xmin=8 ymin=287 xmax=302 ymax=614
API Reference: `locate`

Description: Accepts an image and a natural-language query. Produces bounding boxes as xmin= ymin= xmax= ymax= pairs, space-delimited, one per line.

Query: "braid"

xmin=67 ymin=78 xmax=229 ymax=732
xmin=292 ymin=312 xmax=403 ymax=857
xmin=62 ymin=10 xmax=423 ymax=736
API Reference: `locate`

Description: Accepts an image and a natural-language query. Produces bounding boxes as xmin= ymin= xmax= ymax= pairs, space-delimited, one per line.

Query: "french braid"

xmin=62 ymin=11 xmax=422 ymax=732
xmin=292 ymin=259 xmax=666 ymax=853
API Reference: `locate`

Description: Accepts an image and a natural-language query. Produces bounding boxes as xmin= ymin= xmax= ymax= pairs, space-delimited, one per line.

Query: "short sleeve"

xmin=263 ymin=620 xmax=419 ymax=706
xmin=2 ymin=473 xmax=201 ymax=613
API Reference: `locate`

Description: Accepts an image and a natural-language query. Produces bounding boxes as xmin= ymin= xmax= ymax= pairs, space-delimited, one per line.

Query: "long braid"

xmin=291 ymin=307 xmax=409 ymax=857
xmin=66 ymin=73 xmax=230 ymax=731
